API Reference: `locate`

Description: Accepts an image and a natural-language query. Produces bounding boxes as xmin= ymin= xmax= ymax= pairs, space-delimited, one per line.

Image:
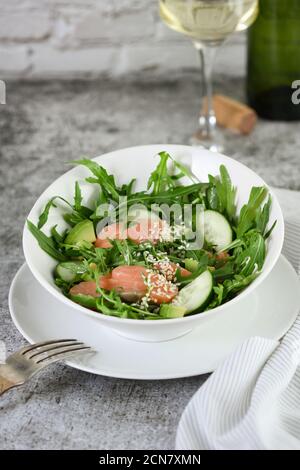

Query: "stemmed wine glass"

xmin=159 ymin=0 xmax=259 ymax=151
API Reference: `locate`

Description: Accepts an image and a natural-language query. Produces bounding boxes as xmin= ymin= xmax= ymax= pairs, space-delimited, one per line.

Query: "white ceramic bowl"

xmin=23 ymin=145 xmax=284 ymax=342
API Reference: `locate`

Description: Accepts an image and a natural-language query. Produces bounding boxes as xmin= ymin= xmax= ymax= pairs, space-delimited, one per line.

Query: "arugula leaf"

xmin=27 ymin=220 xmax=67 ymax=261
xmin=223 ymin=272 xmax=258 ymax=296
xmin=125 ymin=184 xmax=207 ymax=208
xmin=74 ymin=181 xmax=83 ymax=212
xmin=205 ymin=284 xmax=224 ymax=310
xmin=255 ymin=195 xmax=276 ymax=239
xmin=72 ymin=159 xmax=120 ymax=201
xmin=169 ymin=156 xmax=199 ymax=184
xmin=207 ymin=165 xmax=237 ymax=222
xmin=63 ymin=212 xmax=84 ymax=227
xmin=235 ymin=231 xmax=266 ymax=276
xmin=37 ymin=196 xmax=75 ymax=229
xmin=38 ymin=198 xmax=58 ymax=229
xmin=237 ymin=186 xmax=268 ymax=238
xmin=62 ymin=207 xmax=93 ymax=227
xmin=51 ymin=225 xmax=67 ymax=246
xmin=184 ymin=250 xmax=209 ymax=268
xmin=120 ymin=178 xmax=136 ymax=196
xmin=147 ymin=151 xmax=175 ymax=195
xmin=110 ymin=239 xmax=133 ymax=266
xmin=220 ymin=165 xmax=237 ymax=222
xmin=213 ymin=261 xmax=235 ymax=281
xmin=264 ymin=220 xmax=277 ymax=240
xmin=38 ymin=192 xmax=92 ymax=229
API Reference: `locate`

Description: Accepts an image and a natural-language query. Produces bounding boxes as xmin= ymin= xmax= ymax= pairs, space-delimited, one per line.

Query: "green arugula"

xmin=72 ymin=159 xmax=120 ymax=201
xmin=237 ymin=186 xmax=268 ymax=238
xmin=27 ymin=220 xmax=67 ymax=261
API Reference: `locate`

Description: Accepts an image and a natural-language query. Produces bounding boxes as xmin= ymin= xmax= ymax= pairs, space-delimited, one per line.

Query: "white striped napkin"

xmin=0 ymin=341 xmax=5 ymax=363
xmin=176 ymin=219 xmax=300 ymax=450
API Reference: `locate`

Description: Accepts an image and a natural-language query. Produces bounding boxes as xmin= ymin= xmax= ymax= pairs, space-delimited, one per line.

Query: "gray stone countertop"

xmin=0 ymin=77 xmax=300 ymax=450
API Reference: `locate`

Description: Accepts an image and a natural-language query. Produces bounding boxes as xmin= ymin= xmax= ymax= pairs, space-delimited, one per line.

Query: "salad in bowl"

xmin=27 ymin=149 xmax=277 ymax=321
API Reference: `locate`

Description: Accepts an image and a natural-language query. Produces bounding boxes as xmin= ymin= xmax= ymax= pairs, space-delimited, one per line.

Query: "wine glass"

xmin=159 ymin=0 xmax=259 ymax=151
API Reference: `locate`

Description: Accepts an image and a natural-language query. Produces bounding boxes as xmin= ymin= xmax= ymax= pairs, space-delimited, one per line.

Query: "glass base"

xmin=190 ymin=128 xmax=225 ymax=154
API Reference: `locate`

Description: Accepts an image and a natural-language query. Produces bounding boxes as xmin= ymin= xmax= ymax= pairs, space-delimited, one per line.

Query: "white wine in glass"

xmin=159 ymin=0 xmax=259 ymax=151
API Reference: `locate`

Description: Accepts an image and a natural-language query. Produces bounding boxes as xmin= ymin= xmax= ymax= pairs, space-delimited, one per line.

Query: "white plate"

xmin=9 ymin=256 xmax=300 ymax=380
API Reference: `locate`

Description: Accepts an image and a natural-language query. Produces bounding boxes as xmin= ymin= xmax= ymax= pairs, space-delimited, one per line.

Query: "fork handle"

xmin=0 ymin=376 xmax=18 ymax=396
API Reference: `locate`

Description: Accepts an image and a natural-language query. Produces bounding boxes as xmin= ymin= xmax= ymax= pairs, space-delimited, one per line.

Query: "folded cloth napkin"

xmin=176 ymin=217 xmax=300 ymax=450
xmin=0 ymin=341 xmax=5 ymax=363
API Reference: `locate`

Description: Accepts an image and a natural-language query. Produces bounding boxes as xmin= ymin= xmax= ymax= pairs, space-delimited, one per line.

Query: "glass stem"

xmin=196 ymin=43 xmax=218 ymax=140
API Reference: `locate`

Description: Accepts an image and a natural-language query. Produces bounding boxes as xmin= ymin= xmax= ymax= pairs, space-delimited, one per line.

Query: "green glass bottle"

xmin=247 ymin=0 xmax=300 ymax=120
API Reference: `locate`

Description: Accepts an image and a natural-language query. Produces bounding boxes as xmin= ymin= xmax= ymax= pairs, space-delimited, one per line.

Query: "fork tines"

xmin=19 ymin=339 xmax=91 ymax=364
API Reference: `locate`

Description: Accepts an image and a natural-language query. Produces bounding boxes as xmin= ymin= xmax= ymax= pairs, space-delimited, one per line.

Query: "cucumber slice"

xmin=55 ymin=261 xmax=86 ymax=283
xmin=204 ymin=210 xmax=232 ymax=252
xmin=159 ymin=304 xmax=187 ymax=318
xmin=173 ymin=269 xmax=213 ymax=314
xmin=184 ymin=258 xmax=199 ymax=273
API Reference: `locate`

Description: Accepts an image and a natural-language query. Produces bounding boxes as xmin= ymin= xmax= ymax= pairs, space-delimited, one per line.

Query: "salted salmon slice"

xmin=69 ymin=265 xmax=178 ymax=304
xmin=69 ymin=267 xmax=147 ymax=299
xmin=105 ymin=266 xmax=178 ymax=304
xmin=127 ymin=219 xmax=170 ymax=244
xmin=95 ymin=218 xmax=170 ymax=248
xmin=102 ymin=265 xmax=148 ymax=294
xmin=153 ymin=260 xmax=191 ymax=281
xmin=146 ymin=272 xmax=178 ymax=304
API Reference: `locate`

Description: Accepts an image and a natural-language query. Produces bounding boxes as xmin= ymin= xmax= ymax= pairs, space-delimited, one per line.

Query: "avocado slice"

xmin=65 ymin=220 xmax=96 ymax=245
xmin=159 ymin=304 xmax=187 ymax=318
xmin=69 ymin=293 xmax=98 ymax=310
xmin=184 ymin=258 xmax=199 ymax=273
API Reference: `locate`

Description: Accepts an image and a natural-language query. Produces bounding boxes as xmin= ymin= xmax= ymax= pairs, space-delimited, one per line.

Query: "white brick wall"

xmin=0 ymin=0 xmax=246 ymax=79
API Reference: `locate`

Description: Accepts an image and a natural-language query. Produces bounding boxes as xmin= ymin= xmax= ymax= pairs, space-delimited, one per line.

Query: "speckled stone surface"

xmin=0 ymin=77 xmax=300 ymax=450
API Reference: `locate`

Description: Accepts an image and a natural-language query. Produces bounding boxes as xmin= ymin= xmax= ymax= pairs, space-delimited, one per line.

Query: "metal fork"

xmin=0 ymin=339 xmax=91 ymax=396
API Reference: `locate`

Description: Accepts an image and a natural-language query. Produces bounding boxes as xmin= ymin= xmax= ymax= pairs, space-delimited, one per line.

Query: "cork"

xmin=202 ymin=94 xmax=258 ymax=135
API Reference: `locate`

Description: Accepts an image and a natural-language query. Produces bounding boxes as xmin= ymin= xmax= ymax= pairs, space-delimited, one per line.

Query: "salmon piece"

xmin=69 ymin=280 xmax=99 ymax=297
xmin=178 ymin=266 xmax=191 ymax=277
xmin=127 ymin=219 xmax=169 ymax=244
xmin=110 ymin=265 xmax=148 ymax=288
xmin=69 ymin=273 xmax=111 ymax=297
xmin=95 ymin=218 xmax=170 ymax=248
xmin=95 ymin=223 xmax=126 ymax=248
xmin=154 ymin=260 xmax=191 ymax=281
xmin=104 ymin=265 xmax=179 ymax=304
xmin=111 ymin=265 xmax=147 ymax=279
xmin=216 ymin=251 xmax=229 ymax=262
xmin=147 ymin=272 xmax=178 ymax=304
xmin=100 ymin=265 xmax=148 ymax=299
xmin=111 ymin=268 xmax=178 ymax=304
